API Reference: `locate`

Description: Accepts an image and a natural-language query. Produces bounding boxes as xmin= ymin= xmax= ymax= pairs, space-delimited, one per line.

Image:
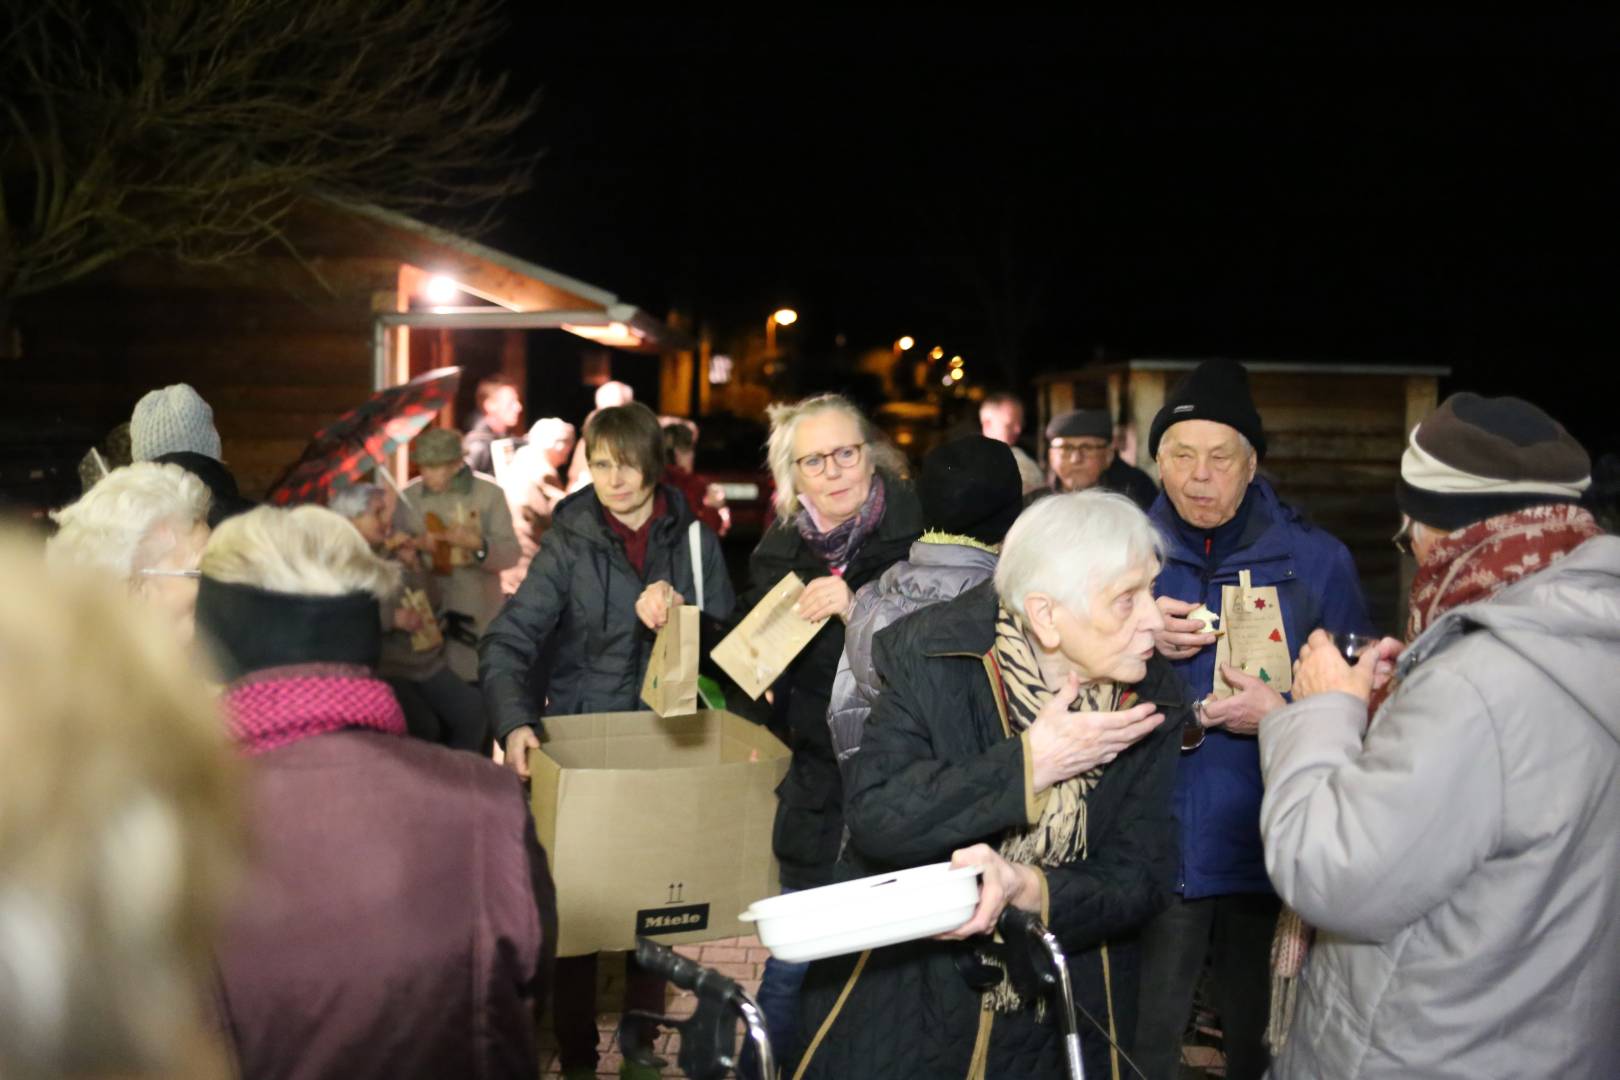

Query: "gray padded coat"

xmin=1260 ymin=535 xmax=1620 ymax=1079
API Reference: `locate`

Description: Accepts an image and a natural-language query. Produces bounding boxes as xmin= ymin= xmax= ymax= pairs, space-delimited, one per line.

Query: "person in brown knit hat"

xmin=1259 ymin=392 xmax=1619 ymax=1079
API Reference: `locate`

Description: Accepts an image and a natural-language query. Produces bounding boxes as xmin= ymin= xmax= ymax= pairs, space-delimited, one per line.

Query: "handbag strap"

xmin=688 ymin=520 xmax=705 ymax=612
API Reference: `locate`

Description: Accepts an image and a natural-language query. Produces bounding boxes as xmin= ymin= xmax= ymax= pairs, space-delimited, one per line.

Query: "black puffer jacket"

xmin=479 ymin=485 xmax=734 ymax=740
xmin=796 ymin=581 xmax=1184 ymax=1080
xmin=738 ymin=473 xmax=922 ymax=890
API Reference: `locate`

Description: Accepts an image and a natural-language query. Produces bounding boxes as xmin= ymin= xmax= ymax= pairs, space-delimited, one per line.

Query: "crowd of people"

xmin=7 ymin=358 xmax=1618 ymax=1080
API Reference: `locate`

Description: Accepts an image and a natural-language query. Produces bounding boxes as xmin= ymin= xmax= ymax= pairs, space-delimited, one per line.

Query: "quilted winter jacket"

xmin=827 ymin=536 xmax=999 ymax=778
xmin=797 ymin=581 xmax=1185 ymax=1080
xmin=478 ymin=485 xmax=734 ymax=740
xmin=1148 ymin=477 xmax=1371 ymax=897
xmin=736 ymin=473 xmax=922 ymax=890
xmin=1260 ymin=536 xmax=1620 ymax=1079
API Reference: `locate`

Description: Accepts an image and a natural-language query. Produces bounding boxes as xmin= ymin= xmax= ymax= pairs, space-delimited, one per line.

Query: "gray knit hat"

xmin=1397 ymin=392 xmax=1591 ymax=530
xmin=131 ymin=384 xmax=222 ymax=462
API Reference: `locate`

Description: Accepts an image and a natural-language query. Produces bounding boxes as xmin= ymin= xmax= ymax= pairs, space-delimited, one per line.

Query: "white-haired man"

xmin=1131 ymin=359 xmax=1372 ymax=1080
xmin=978 ymin=391 xmax=1048 ymax=494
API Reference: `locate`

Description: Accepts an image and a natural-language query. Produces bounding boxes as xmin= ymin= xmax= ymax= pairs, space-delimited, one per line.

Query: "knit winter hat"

xmin=917 ymin=435 xmax=1023 ymax=546
xmin=1147 ymin=359 xmax=1267 ymax=460
xmin=1397 ymin=392 xmax=1591 ymax=531
xmin=412 ymin=427 xmax=465 ymax=466
xmin=131 ymin=384 xmax=222 ymax=462
xmin=1045 ymin=409 xmax=1113 ymax=442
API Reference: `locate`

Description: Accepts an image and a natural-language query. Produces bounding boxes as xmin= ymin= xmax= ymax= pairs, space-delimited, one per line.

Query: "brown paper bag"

xmin=641 ymin=605 xmax=701 ymax=717
xmin=401 ymin=587 xmax=443 ymax=653
xmin=711 ymin=573 xmax=827 ymax=700
xmin=1212 ymin=569 xmax=1292 ymax=697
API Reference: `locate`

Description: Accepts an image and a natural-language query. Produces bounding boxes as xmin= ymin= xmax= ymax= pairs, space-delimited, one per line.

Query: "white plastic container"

xmin=739 ymin=862 xmax=983 ymax=963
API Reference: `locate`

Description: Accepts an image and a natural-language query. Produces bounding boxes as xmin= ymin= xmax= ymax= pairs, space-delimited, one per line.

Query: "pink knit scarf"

xmin=222 ymin=664 xmax=407 ymax=756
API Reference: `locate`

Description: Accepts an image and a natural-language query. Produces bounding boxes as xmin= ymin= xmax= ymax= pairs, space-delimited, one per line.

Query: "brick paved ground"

xmin=537 ymin=936 xmax=1225 ymax=1078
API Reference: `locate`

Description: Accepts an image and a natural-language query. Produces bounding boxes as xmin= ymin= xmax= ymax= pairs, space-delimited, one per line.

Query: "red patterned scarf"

xmin=1404 ymin=502 xmax=1603 ymax=641
xmin=1270 ymin=502 xmax=1603 ymax=1053
xmin=222 ymin=663 xmax=407 ymax=756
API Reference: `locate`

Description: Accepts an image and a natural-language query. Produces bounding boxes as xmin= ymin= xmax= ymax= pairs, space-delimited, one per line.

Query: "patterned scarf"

xmin=222 ymin=663 xmax=407 ymax=756
xmin=983 ymin=604 xmax=1121 ymax=1014
xmin=1268 ymin=502 xmax=1603 ymax=1054
xmin=795 ymin=473 xmax=887 ymax=572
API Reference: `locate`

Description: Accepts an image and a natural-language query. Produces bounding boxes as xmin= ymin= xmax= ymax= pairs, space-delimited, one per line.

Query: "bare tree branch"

xmin=0 ymin=0 xmax=538 ymax=301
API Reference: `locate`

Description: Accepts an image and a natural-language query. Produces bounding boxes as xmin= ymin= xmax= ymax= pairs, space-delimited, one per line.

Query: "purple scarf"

xmin=795 ymin=473 xmax=887 ymax=572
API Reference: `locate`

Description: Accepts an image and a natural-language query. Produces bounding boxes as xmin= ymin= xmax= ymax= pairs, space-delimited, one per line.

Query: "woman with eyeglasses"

xmin=737 ymin=393 xmax=923 ymax=1072
xmin=478 ymin=401 xmax=734 ymax=1080
xmin=46 ymin=461 xmax=212 ymax=643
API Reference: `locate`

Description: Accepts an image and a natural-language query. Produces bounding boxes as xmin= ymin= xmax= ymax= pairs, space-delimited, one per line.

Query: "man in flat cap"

xmin=1132 ymin=359 xmax=1372 ymax=1080
xmin=1044 ymin=407 xmax=1157 ymax=508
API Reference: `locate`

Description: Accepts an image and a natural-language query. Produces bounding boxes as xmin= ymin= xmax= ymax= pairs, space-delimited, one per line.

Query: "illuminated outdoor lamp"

xmin=424 ymin=275 xmax=461 ymax=304
xmin=766 ymin=308 xmax=799 ymax=354
xmin=929 ymin=346 xmax=945 ymax=361
xmin=897 ymin=335 xmax=916 ymax=351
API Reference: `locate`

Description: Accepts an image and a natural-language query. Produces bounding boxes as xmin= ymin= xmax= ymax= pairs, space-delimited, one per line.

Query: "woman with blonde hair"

xmin=0 ymin=531 xmax=241 ymax=1080
xmin=47 ymin=461 xmax=212 ymax=642
xmin=738 ymin=392 xmax=923 ymax=1069
xmin=194 ymin=505 xmax=556 ymax=1080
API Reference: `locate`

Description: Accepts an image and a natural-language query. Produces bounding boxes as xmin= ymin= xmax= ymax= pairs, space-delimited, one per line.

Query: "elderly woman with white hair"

xmin=736 ymin=392 xmax=923 ymax=1069
xmin=794 ymin=491 xmax=1185 ymax=1080
xmin=193 ymin=506 xmax=555 ymax=1080
xmin=47 ymin=461 xmax=212 ymax=642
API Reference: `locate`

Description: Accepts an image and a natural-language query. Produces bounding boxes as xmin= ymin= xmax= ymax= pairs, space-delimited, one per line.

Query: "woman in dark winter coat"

xmin=737 ymin=393 xmax=924 ymax=1069
xmin=477 ymin=402 xmax=734 ymax=1080
xmin=797 ymin=491 xmax=1185 ymax=1080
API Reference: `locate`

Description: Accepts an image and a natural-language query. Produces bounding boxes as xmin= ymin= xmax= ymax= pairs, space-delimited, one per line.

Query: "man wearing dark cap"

xmin=1132 ymin=359 xmax=1372 ymax=1080
xmin=1045 ymin=408 xmax=1157 ymax=509
xmin=1260 ymin=393 xmax=1618 ymax=1078
xmin=826 ymin=435 xmax=1024 ymax=772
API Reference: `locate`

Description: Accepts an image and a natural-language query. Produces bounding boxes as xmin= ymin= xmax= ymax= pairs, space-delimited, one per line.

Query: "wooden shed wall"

xmin=11 ymin=253 xmax=392 ymax=501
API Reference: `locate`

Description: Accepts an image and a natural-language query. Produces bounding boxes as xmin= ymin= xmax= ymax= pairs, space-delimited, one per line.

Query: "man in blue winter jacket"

xmin=1130 ymin=359 xmax=1372 ymax=1080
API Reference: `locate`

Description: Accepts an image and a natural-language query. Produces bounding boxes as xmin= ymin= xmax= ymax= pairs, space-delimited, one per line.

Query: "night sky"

xmin=486 ymin=15 xmax=1620 ymax=456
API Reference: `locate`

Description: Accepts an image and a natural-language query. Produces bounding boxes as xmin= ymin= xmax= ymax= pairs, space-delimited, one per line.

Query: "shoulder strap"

xmin=688 ymin=520 xmax=705 ymax=612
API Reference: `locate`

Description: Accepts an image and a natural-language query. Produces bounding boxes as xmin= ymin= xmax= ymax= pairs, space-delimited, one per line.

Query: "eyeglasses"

xmin=1050 ymin=440 xmax=1111 ymax=459
xmin=1392 ymin=517 xmax=1413 ymax=559
xmin=137 ymin=568 xmax=202 ymax=579
xmin=794 ymin=442 xmax=865 ymax=476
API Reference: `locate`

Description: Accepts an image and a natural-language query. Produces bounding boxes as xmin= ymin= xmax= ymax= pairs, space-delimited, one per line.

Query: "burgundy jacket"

xmin=215 ymin=730 xmax=556 ymax=1079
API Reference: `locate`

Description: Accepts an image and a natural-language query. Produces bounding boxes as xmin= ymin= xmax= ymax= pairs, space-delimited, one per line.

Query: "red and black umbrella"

xmin=267 ymin=366 xmax=461 ymax=506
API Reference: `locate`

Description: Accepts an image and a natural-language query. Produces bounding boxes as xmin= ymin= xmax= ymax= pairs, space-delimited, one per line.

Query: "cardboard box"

xmin=530 ymin=709 xmax=790 ymax=956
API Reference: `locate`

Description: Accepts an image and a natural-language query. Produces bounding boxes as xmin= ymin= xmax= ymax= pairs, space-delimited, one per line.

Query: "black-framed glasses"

xmin=1050 ymin=439 xmax=1111 ymax=459
xmin=1392 ymin=517 xmax=1413 ymax=559
xmin=794 ymin=442 xmax=865 ymax=476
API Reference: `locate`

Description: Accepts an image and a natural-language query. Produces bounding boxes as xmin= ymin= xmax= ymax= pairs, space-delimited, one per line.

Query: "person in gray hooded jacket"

xmin=827 ymin=435 xmax=1025 ymax=777
xmin=1258 ymin=393 xmax=1620 ymax=1079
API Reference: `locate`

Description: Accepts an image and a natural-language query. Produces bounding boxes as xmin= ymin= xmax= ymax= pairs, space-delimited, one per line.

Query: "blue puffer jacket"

xmin=1150 ymin=478 xmax=1371 ymax=898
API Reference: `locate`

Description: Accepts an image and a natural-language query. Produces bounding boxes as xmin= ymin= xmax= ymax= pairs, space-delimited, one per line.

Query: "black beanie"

xmin=917 ymin=436 xmax=1023 ymax=545
xmin=1397 ymin=392 xmax=1591 ymax=531
xmin=1147 ymin=359 xmax=1267 ymax=459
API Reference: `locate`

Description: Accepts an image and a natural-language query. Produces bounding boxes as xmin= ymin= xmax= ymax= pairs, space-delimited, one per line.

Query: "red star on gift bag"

xmin=1254 ymin=597 xmax=1268 ymax=610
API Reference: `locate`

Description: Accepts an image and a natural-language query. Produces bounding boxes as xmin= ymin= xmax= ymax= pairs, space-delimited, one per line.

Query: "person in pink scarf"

xmin=195 ymin=505 xmax=556 ymax=1080
xmin=1257 ymin=394 xmax=1619 ymax=1079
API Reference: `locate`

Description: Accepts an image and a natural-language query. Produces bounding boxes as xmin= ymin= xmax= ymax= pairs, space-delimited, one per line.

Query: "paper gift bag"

xmin=641 ymin=605 xmax=701 ymax=717
xmin=400 ymin=587 xmax=444 ymax=653
xmin=1212 ymin=569 xmax=1293 ymax=696
xmin=711 ymin=573 xmax=828 ymax=700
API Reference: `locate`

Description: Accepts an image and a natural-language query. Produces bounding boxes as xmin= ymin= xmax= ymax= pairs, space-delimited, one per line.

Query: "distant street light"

xmin=766 ymin=307 xmax=799 ymax=355
xmin=929 ymin=346 xmax=945 ymax=361
xmin=950 ymin=368 xmax=964 ymax=382
xmin=950 ymin=355 xmax=964 ymax=368
xmin=897 ymin=335 xmax=916 ymax=352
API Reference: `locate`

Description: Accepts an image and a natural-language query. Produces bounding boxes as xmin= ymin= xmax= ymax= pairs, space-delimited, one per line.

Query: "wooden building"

xmin=1033 ymin=359 xmax=1450 ymax=631
xmin=4 ymin=196 xmax=691 ymax=513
